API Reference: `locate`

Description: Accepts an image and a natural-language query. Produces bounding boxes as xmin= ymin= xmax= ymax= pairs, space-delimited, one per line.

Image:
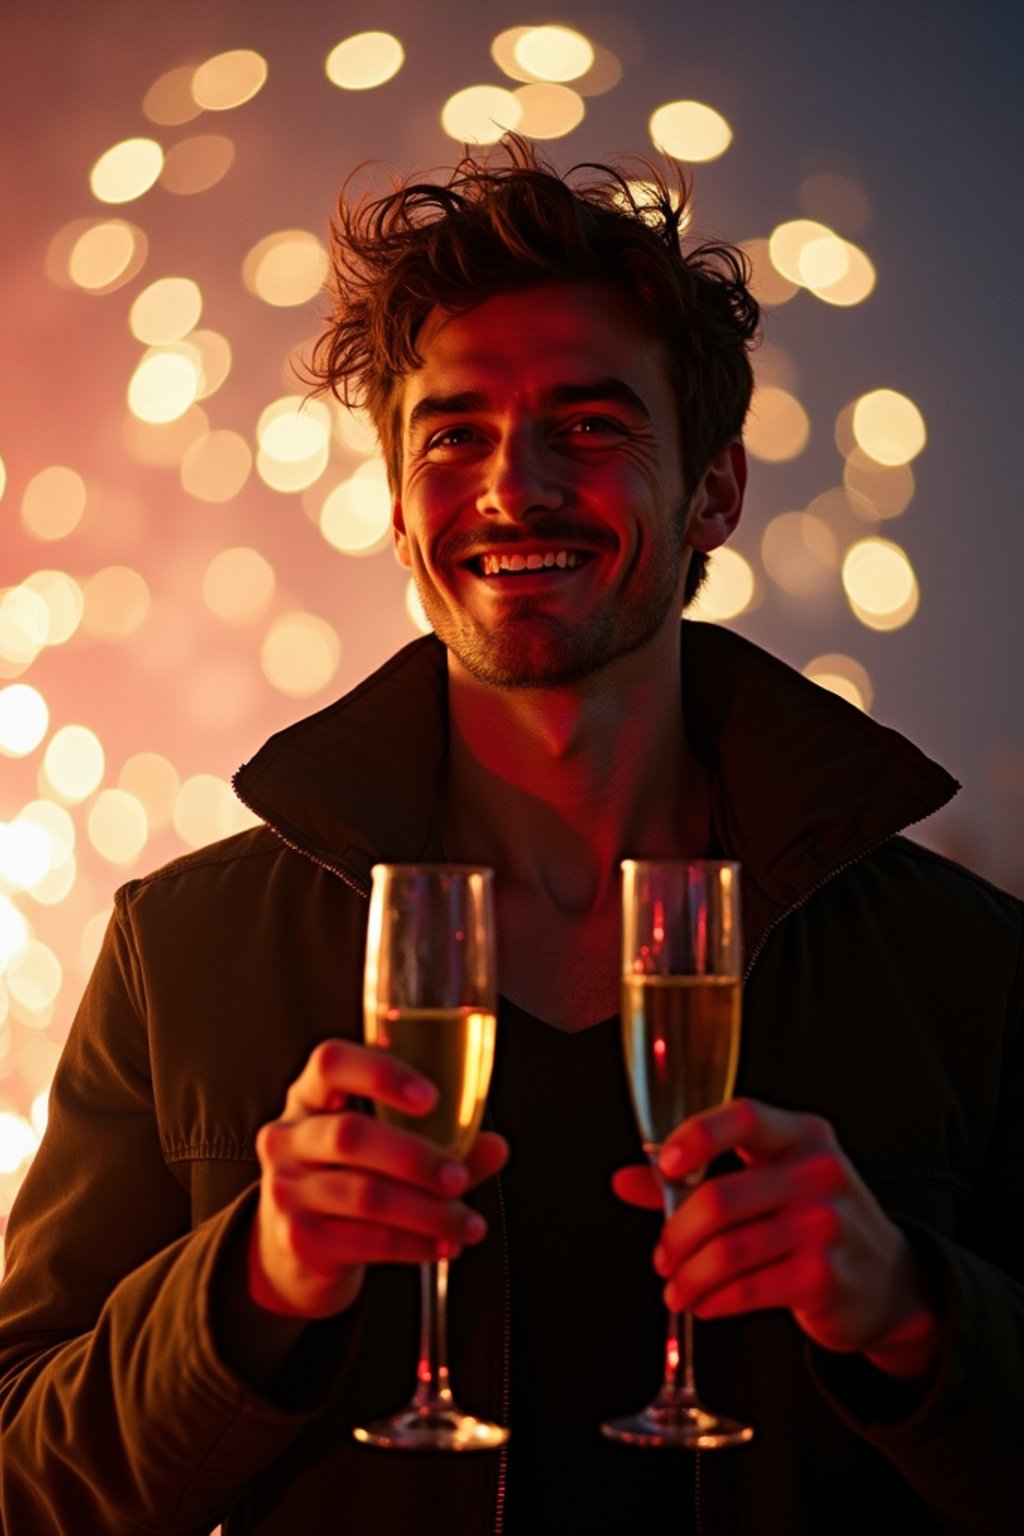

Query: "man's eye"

xmin=427 ymin=425 xmax=477 ymax=450
xmin=567 ymin=416 xmax=621 ymax=436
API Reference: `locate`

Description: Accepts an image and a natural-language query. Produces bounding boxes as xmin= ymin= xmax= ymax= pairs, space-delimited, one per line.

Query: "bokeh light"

xmin=0 ymin=687 xmax=49 ymax=758
xmin=20 ymin=466 xmax=87 ymax=542
xmin=842 ymin=538 xmax=920 ymax=630
xmin=192 ymin=50 xmax=268 ymax=111
xmin=118 ymin=753 xmax=181 ymax=831
xmin=689 ymin=548 xmax=757 ymax=621
xmin=21 ymin=571 xmax=84 ymax=646
xmin=649 ymin=100 xmax=732 ymax=162
xmin=319 ymin=470 xmax=392 ymax=555
xmin=0 ymin=588 xmax=49 ymax=674
xmin=803 ymin=653 xmax=874 ymax=712
xmin=242 ymin=231 xmax=329 ymax=307
xmin=129 ymin=277 xmax=202 ymax=345
xmin=744 ymin=386 xmax=811 ymax=461
xmin=63 ymin=219 xmax=148 ymax=293
xmin=761 ymin=512 xmax=838 ymax=597
xmin=42 ymin=726 xmax=105 ymax=804
xmin=173 ymin=774 xmax=258 ymax=848
xmin=852 ymin=389 xmax=927 ymax=465
xmin=261 ymin=613 xmax=341 ymax=697
xmin=180 ymin=429 xmax=252 ymax=502
xmin=143 ymin=64 xmax=204 ymax=126
xmin=405 ymin=578 xmax=432 ymax=635
xmin=844 ymin=450 xmax=915 ymax=518
xmin=325 ymin=32 xmax=404 ymax=90
xmin=82 ymin=567 xmax=150 ymax=640
xmin=441 ymin=86 xmax=522 ymax=144
xmin=202 ymin=547 xmax=276 ymax=625
xmin=89 ymin=138 xmax=164 ymax=204
xmin=127 ymin=349 xmax=201 ymax=424
xmin=513 ymin=84 xmax=585 ymax=139
xmin=160 ymin=134 xmax=235 ymax=195
xmin=87 ymin=790 xmax=149 ymax=866
xmin=512 ymin=26 xmax=594 ymax=82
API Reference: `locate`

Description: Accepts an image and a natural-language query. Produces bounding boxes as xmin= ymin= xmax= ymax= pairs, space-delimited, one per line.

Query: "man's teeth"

xmin=479 ymin=550 xmax=583 ymax=576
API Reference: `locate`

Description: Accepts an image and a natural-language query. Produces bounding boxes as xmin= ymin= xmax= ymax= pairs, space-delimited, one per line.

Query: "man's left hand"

xmin=612 ymin=1097 xmax=941 ymax=1380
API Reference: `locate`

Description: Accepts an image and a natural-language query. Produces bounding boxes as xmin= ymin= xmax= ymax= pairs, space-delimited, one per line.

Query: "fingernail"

xmin=462 ymin=1212 xmax=486 ymax=1241
xmin=653 ymin=1243 xmax=669 ymax=1276
xmin=438 ymin=1162 xmax=468 ymax=1193
xmin=660 ymin=1146 xmax=685 ymax=1178
xmin=402 ymin=1079 xmax=434 ymax=1108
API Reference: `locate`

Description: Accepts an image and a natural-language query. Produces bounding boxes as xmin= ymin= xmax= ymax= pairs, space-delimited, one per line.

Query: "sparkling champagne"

xmin=368 ymin=1005 xmax=497 ymax=1161
xmin=621 ymin=974 xmax=741 ymax=1152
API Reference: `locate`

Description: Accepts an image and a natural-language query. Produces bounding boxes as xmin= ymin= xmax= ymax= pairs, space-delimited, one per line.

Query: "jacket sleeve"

xmin=0 ymin=901 xmax=355 ymax=1536
xmin=809 ymin=900 xmax=1024 ymax=1536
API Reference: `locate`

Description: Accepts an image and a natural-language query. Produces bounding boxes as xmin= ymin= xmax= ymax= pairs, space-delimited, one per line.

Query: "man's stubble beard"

xmin=411 ymin=497 xmax=690 ymax=691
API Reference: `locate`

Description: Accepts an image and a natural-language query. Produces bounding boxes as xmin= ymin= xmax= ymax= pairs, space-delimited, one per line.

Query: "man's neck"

xmin=440 ymin=625 xmax=710 ymax=916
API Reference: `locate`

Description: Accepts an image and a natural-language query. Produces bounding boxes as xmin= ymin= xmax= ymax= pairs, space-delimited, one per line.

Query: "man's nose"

xmin=475 ymin=431 xmax=563 ymax=522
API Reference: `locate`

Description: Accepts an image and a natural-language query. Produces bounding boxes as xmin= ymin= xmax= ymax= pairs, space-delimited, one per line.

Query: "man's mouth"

xmin=465 ymin=549 xmax=594 ymax=577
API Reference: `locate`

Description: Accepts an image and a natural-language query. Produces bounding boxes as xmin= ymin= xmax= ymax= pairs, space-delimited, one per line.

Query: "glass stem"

xmin=413 ymin=1260 xmax=454 ymax=1410
xmin=658 ymin=1174 xmax=700 ymax=1407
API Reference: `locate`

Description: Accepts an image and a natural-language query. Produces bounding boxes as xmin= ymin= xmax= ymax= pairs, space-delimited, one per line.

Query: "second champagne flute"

xmin=602 ymin=858 xmax=755 ymax=1449
xmin=353 ymin=863 xmax=508 ymax=1452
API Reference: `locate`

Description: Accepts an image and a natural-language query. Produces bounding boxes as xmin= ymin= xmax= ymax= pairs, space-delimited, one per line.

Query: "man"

xmin=0 ymin=135 xmax=1020 ymax=1535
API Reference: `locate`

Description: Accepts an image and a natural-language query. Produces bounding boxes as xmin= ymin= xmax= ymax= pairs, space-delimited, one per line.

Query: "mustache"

xmin=442 ymin=519 xmax=619 ymax=562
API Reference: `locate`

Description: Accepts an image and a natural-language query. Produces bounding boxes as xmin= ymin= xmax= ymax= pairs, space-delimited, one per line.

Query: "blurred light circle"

xmin=325 ymin=31 xmax=404 ymax=89
xmin=19 ymin=801 xmax=75 ymax=869
xmin=740 ymin=239 xmax=798 ymax=307
xmin=22 ymin=571 xmax=84 ymax=645
xmin=688 ymin=548 xmax=756 ymax=621
xmin=761 ymin=512 xmax=837 ymax=597
xmin=123 ymin=404 xmax=209 ymax=467
xmin=649 ymin=100 xmax=732 ymax=162
xmin=842 ymin=538 xmax=919 ymax=629
xmin=803 ymin=653 xmax=873 ymax=713
xmin=799 ymin=172 xmax=872 ymax=237
xmin=333 ymin=407 xmax=380 ymax=458
xmin=173 ymin=774 xmax=235 ymax=848
xmin=0 ymin=588 xmax=49 ymax=670
xmin=118 ymin=753 xmax=181 ymax=831
xmin=319 ymin=476 xmax=392 ymax=554
xmin=6 ymin=940 xmax=62 ymax=1013
xmin=78 ymin=910 xmax=111 ymax=980
xmin=82 ymin=567 xmax=150 ymax=640
xmin=752 ymin=340 xmax=800 ymax=392
xmin=798 ymin=235 xmax=849 ymax=289
xmin=90 ymin=138 xmax=164 ymax=204
xmin=188 ymin=330 xmax=232 ymax=399
xmin=43 ymin=725 xmax=105 ymax=803
xmin=202 ymin=547 xmax=276 ymax=624
xmin=0 ymin=821 xmax=52 ymax=890
xmin=813 ymin=242 xmax=876 ymax=307
xmin=160 ymin=134 xmax=235 ymax=195
xmin=24 ymin=854 xmax=76 ymax=907
xmin=143 ymin=64 xmax=203 ymax=126
xmin=512 ymin=83 xmax=585 ymax=138
xmin=65 ymin=219 xmax=147 ymax=293
xmin=129 ymin=277 xmax=202 ymax=344
xmin=21 ymin=466 xmax=87 ymax=542
xmin=744 ymin=386 xmax=810 ymax=462
xmin=0 ymin=1110 xmax=38 ymax=1173
xmin=87 ymin=790 xmax=149 ymax=866
xmin=844 ymin=449 xmax=914 ymax=518
xmin=852 ymin=389 xmax=927 ymax=466
xmin=242 ymin=231 xmax=329 ymax=307
xmin=192 ymin=49 xmax=267 ymax=111
xmin=261 ymin=613 xmax=341 ymax=697
xmin=180 ymin=429 xmax=252 ymax=502
xmin=0 ymin=686 xmax=49 ymax=757
xmin=405 ymin=578 xmax=433 ymax=635
xmin=128 ymin=349 xmax=201 ymax=423
xmin=256 ymin=446 xmax=329 ymax=494
xmin=0 ymin=896 xmax=30 ymax=971
xmin=513 ymin=25 xmax=594 ymax=81
xmin=441 ymin=86 xmax=522 ymax=144
xmin=258 ymin=397 xmax=331 ymax=461
xmin=768 ymin=219 xmax=835 ymax=285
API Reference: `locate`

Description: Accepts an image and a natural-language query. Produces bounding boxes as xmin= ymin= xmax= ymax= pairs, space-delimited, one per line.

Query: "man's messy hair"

xmin=306 ymin=133 xmax=760 ymax=603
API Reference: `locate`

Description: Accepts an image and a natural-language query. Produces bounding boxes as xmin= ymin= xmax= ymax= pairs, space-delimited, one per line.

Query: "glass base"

xmin=353 ymin=1403 xmax=509 ymax=1452
xmin=601 ymin=1401 xmax=754 ymax=1450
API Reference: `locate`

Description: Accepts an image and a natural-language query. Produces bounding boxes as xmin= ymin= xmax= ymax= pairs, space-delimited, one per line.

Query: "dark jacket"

xmin=0 ymin=624 xmax=1020 ymax=1536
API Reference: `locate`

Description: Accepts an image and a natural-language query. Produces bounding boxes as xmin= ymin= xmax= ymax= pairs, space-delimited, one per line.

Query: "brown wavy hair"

xmin=306 ymin=133 xmax=760 ymax=602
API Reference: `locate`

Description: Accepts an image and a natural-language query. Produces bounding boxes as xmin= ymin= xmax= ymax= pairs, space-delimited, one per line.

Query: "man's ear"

xmin=685 ymin=439 xmax=747 ymax=553
xmin=392 ymin=498 xmax=411 ymax=568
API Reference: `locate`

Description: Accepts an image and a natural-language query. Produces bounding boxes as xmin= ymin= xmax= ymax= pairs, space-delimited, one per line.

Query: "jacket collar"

xmin=234 ymin=623 xmax=958 ymax=964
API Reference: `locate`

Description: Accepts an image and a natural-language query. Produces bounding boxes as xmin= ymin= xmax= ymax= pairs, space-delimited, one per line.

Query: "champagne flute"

xmin=602 ymin=859 xmax=754 ymax=1449
xmin=353 ymin=863 xmax=508 ymax=1452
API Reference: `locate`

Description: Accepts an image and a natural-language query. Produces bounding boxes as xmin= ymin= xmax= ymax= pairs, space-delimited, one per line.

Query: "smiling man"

xmin=0 ymin=136 xmax=1020 ymax=1536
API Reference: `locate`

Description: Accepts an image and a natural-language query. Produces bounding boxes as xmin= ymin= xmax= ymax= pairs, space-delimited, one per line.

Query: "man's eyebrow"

xmin=406 ymin=378 xmax=653 ymax=438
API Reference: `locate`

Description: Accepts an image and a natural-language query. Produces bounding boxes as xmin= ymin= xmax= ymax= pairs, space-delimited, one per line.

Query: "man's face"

xmin=392 ymin=281 xmax=693 ymax=690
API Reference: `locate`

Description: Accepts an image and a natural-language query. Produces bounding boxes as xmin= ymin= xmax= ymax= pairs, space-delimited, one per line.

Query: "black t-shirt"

xmin=488 ymin=998 xmax=696 ymax=1535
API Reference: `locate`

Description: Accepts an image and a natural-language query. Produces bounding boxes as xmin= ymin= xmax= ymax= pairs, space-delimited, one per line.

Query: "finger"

xmin=658 ymin=1098 xmax=837 ymax=1182
xmin=676 ymin=1245 xmax=836 ymax=1323
xmin=611 ymin=1165 xmax=663 ymax=1210
xmin=657 ymin=1154 xmax=846 ymax=1271
xmin=464 ymin=1131 xmax=510 ymax=1190
xmin=282 ymin=1038 xmax=438 ymax=1120
xmin=662 ymin=1201 xmax=838 ymax=1312
xmin=274 ymin=1166 xmax=488 ymax=1247
xmin=283 ymin=1110 xmax=473 ymax=1196
xmin=283 ymin=1212 xmax=464 ymax=1276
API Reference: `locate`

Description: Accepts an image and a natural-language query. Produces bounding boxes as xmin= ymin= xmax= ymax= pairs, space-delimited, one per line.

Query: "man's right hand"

xmin=249 ymin=1038 xmax=508 ymax=1320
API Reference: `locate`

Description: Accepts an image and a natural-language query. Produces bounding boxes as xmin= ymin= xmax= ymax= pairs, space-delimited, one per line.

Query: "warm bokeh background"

xmin=2 ymin=0 xmax=1022 ymax=1238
